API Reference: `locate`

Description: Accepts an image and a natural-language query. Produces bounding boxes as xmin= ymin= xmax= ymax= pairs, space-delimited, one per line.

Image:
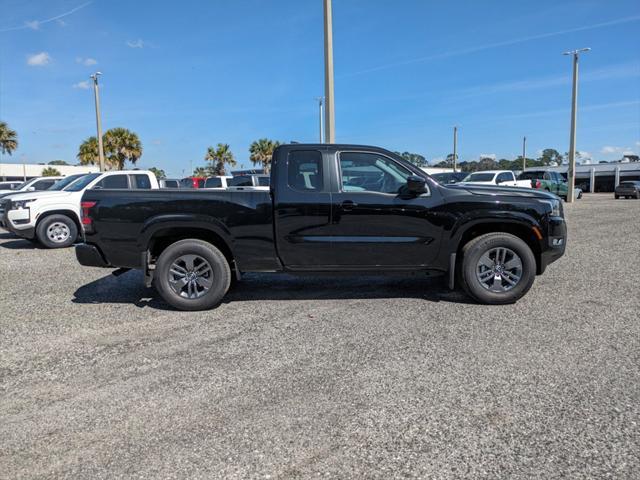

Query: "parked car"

xmin=431 ymin=172 xmax=468 ymax=184
xmin=1 ymin=170 xmax=159 ymax=248
xmin=159 ymin=179 xmax=180 ymax=188
xmin=0 ymin=174 xmax=89 ymax=230
xmin=203 ymin=176 xmax=233 ymax=189
xmin=0 ymin=181 xmax=23 ymax=191
xmin=614 ymin=181 xmax=640 ymax=199
xmin=226 ymin=174 xmax=270 ymax=190
xmin=179 ymin=177 xmax=206 ymax=189
xmin=459 ymin=170 xmax=531 ymax=188
xmin=76 ymin=144 xmax=566 ymax=310
xmin=0 ymin=176 xmax=63 ymax=198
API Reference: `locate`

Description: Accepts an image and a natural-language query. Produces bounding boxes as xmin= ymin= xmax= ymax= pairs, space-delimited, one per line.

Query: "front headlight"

xmin=11 ymin=199 xmax=35 ymax=210
xmin=540 ymin=198 xmax=562 ymax=217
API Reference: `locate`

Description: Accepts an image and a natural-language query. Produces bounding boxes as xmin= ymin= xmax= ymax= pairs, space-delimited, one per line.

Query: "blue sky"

xmin=1 ymin=0 xmax=639 ymax=177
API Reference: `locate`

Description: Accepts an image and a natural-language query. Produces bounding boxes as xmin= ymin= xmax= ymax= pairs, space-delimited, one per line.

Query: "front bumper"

xmin=76 ymin=243 xmax=110 ymax=267
xmin=539 ymin=216 xmax=567 ymax=274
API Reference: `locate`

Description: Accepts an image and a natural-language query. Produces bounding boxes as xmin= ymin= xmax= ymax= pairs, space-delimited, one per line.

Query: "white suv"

xmin=0 ymin=176 xmax=63 ymax=198
xmin=1 ymin=170 xmax=159 ymax=248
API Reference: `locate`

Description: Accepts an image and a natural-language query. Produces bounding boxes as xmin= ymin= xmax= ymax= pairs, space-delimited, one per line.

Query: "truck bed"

xmin=81 ymin=189 xmax=280 ymax=272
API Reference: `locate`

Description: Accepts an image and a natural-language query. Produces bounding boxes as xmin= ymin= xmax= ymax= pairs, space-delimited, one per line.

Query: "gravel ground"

xmin=0 ymin=194 xmax=639 ymax=479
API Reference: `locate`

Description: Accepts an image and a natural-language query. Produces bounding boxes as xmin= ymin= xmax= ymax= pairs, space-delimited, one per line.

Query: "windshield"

xmin=12 ymin=179 xmax=34 ymax=190
xmin=49 ymin=174 xmax=88 ymax=191
xmin=65 ymin=173 xmax=101 ymax=192
xmin=463 ymin=172 xmax=495 ymax=182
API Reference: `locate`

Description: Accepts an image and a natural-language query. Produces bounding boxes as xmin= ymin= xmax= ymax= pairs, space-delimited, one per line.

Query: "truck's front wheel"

xmin=154 ymin=239 xmax=231 ymax=311
xmin=36 ymin=214 xmax=78 ymax=249
xmin=460 ymin=233 xmax=536 ymax=305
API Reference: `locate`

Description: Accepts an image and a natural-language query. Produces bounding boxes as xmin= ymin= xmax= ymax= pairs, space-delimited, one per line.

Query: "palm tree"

xmin=0 ymin=121 xmax=18 ymax=156
xmin=192 ymin=166 xmax=208 ymax=177
xmin=204 ymin=143 xmax=237 ymax=176
xmin=148 ymin=167 xmax=166 ymax=179
xmin=77 ymin=136 xmax=100 ymax=165
xmin=104 ymin=127 xmax=142 ymax=169
xmin=76 ymin=128 xmax=143 ymax=170
xmin=249 ymin=138 xmax=280 ymax=173
xmin=41 ymin=167 xmax=61 ymax=176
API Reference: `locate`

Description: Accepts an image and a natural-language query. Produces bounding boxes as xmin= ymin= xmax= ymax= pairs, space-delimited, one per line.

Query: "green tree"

xmin=0 ymin=121 xmax=18 ymax=156
xmin=477 ymin=157 xmax=498 ymax=171
xmin=204 ymin=143 xmax=237 ymax=176
xmin=249 ymin=138 xmax=280 ymax=173
xmin=148 ymin=167 xmax=166 ymax=179
xmin=103 ymin=128 xmax=142 ymax=169
xmin=77 ymin=128 xmax=143 ymax=170
xmin=539 ymin=148 xmax=563 ymax=166
xmin=77 ymin=136 xmax=100 ymax=165
xmin=48 ymin=160 xmax=69 ymax=166
xmin=41 ymin=167 xmax=61 ymax=176
xmin=192 ymin=166 xmax=209 ymax=177
xmin=395 ymin=151 xmax=427 ymax=167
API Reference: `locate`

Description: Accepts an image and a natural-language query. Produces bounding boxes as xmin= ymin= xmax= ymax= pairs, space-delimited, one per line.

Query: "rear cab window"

xmin=287 ymin=150 xmax=324 ymax=191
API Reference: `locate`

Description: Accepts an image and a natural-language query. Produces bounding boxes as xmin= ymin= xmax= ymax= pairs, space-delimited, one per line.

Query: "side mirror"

xmin=406 ymin=176 xmax=426 ymax=195
xmin=27 ymin=187 xmax=36 ymax=191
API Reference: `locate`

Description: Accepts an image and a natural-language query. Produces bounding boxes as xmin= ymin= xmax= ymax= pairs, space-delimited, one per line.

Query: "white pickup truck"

xmin=0 ymin=170 xmax=159 ymax=248
xmin=459 ymin=170 xmax=531 ymax=188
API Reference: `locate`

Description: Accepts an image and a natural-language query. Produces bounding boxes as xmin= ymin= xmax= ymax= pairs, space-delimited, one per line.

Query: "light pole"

xmin=452 ymin=126 xmax=458 ymax=172
xmin=316 ymin=97 xmax=324 ymax=143
xmin=323 ymin=0 xmax=335 ymax=143
xmin=563 ymin=48 xmax=590 ymax=203
xmin=90 ymin=72 xmax=106 ymax=172
xmin=522 ymin=136 xmax=527 ymax=172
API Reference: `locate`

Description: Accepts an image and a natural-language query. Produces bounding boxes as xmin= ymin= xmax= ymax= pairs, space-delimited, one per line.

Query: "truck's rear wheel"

xmin=36 ymin=214 xmax=78 ymax=249
xmin=460 ymin=233 xmax=536 ymax=305
xmin=154 ymin=239 xmax=231 ymax=311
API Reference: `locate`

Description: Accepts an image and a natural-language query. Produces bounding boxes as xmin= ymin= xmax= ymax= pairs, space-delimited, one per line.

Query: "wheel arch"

xmin=453 ymin=219 xmax=544 ymax=275
xmin=35 ymin=209 xmax=81 ymax=232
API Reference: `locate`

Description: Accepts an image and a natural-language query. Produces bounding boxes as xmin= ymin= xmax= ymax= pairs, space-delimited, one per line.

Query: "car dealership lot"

xmin=0 ymin=194 xmax=638 ymax=478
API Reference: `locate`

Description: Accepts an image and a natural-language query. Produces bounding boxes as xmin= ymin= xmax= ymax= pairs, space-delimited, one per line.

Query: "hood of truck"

xmin=4 ymin=190 xmax=74 ymax=202
xmin=443 ymin=183 xmax=559 ymax=200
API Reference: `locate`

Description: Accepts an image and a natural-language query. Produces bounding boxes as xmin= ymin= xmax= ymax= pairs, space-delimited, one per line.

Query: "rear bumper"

xmin=75 ymin=243 xmax=110 ymax=268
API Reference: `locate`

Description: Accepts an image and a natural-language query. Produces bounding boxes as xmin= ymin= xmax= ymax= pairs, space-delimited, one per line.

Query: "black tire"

xmin=36 ymin=214 xmax=78 ymax=249
xmin=614 ymin=194 xmax=619 ymax=199
xmin=154 ymin=239 xmax=231 ymax=311
xmin=460 ymin=232 xmax=536 ymax=305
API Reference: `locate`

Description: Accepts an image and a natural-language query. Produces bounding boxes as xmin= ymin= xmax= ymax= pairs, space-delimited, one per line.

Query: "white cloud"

xmin=480 ymin=153 xmax=497 ymax=160
xmin=26 ymin=52 xmax=51 ymax=66
xmin=56 ymin=19 xmax=68 ymax=27
xmin=76 ymin=57 xmax=97 ymax=66
xmin=601 ymin=145 xmax=637 ymax=156
xmin=25 ymin=20 xmax=40 ymax=30
xmin=126 ymin=39 xmax=145 ymax=48
xmin=73 ymin=81 xmax=90 ymax=90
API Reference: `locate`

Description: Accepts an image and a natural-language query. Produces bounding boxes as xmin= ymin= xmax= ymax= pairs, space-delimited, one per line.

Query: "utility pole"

xmin=563 ymin=48 xmax=590 ymax=203
xmin=323 ymin=0 xmax=335 ymax=143
xmin=452 ymin=126 xmax=458 ymax=172
xmin=316 ymin=97 xmax=324 ymax=143
xmin=90 ymin=72 xmax=106 ymax=172
xmin=522 ymin=136 xmax=527 ymax=172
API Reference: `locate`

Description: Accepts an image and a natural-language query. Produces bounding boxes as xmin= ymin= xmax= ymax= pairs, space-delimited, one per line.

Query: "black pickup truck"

xmin=76 ymin=144 xmax=566 ymax=310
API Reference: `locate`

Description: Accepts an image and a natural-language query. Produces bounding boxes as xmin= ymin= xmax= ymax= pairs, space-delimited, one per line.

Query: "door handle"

xmin=341 ymin=200 xmax=358 ymax=211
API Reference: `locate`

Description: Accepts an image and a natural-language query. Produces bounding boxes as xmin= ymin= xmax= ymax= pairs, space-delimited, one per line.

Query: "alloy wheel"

xmin=475 ymin=247 xmax=523 ymax=292
xmin=168 ymin=254 xmax=214 ymax=299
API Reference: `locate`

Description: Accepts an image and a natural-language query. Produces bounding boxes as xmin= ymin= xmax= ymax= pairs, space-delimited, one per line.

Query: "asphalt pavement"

xmin=0 ymin=194 xmax=638 ymax=479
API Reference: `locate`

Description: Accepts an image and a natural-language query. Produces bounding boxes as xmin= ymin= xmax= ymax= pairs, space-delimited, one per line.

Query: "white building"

xmin=0 ymin=163 xmax=100 ymax=181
